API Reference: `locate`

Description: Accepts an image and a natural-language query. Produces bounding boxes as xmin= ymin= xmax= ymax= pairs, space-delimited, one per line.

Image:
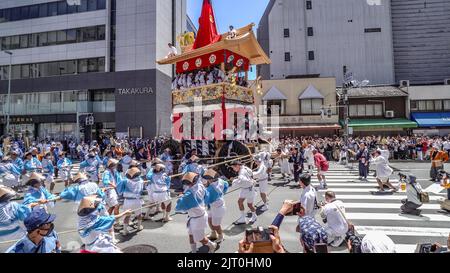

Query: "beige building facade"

xmin=254 ymin=77 xmax=340 ymax=137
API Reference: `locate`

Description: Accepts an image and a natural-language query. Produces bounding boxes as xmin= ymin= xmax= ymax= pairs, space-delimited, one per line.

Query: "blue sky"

xmin=187 ymin=0 xmax=270 ymax=79
xmin=187 ymin=0 xmax=270 ymax=33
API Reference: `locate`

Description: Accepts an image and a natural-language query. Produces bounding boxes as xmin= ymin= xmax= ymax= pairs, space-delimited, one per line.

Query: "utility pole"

xmin=5 ymin=51 xmax=13 ymax=136
xmin=342 ymin=65 xmax=349 ymax=147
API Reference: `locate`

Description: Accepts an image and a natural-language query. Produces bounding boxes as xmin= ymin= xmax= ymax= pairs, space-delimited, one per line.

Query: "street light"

xmin=4 ymin=50 xmax=12 ymax=136
xmin=340 ymin=65 xmax=370 ymax=146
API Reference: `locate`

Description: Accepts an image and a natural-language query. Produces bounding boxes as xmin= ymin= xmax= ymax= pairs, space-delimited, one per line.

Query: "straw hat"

xmin=77 ymin=195 xmax=99 ymax=217
xmin=130 ymin=160 xmax=141 ymax=167
xmin=181 ymin=172 xmax=198 ymax=185
xmin=151 ymin=158 xmax=164 ymax=166
xmin=0 ymin=185 xmax=16 ymax=202
xmin=73 ymin=173 xmax=88 ymax=184
xmin=107 ymin=158 xmax=119 ymax=168
xmin=153 ymin=163 xmax=166 ymax=172
xmin=26 ymin=173 xmax=44 ymax=186
xmin=126 ymin=167 xmax=141 ymax=180
xmin=202 ymin=169 xmax=219 ymax=180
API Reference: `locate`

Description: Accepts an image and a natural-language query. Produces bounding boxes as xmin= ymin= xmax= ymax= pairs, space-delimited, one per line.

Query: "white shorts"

xmin=105 ymin=189 xmax=119 ymax=208
xmin=239 ymin=188 xmax=256 ymax=203
xmin=123 ymin=198 xmax=143 ymax=215
xmin=378 ymin=177 xmax=390 ymax=183
xmin=209 ymin=205 xmax=226 ymax=226
xmin=60 ymin=170 xmax=72 ymax=181
xmin=43 ymin=173 xmax=54 ymax=185
xmin=318 ymin=171 xmax=327 ymax=175
xmin=148 ymin=191 xmax=170 ymax=204
xmin=187 ymin=213 xmax=208 ymax=242
xmin=258 ymin=180 xmax=269 ymax=194
xmin=87 ymin=174 xmax=99 ymax=183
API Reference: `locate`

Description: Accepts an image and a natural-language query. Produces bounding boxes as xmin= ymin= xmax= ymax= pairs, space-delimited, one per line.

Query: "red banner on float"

xmin=176 ymin=50 xmax=249 ymax=74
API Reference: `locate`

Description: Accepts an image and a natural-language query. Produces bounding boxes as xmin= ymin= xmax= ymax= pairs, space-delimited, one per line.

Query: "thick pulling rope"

xmin=0 ymin=153 xmax=256 ymax=246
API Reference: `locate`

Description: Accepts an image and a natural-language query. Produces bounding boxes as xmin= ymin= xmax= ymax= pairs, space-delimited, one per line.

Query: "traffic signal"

xmin=85 ymin=114 xmax=94 ymax=126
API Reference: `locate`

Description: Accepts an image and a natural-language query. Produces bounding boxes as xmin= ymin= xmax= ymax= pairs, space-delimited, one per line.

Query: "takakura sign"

xmin=117 ymin=87 xmax=154 ymax=95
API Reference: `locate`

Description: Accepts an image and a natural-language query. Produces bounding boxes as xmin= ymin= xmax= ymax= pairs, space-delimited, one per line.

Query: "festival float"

xmin=157 ymin=0 xmax=271 ymax=177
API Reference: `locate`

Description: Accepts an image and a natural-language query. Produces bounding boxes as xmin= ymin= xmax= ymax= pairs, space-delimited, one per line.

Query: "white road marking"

xmin=355 ymin=226 xmax=450 ymax=237
xmin=336 ymin=194 xmax=444 ymax=201
xmin=347 ymin=212 xmax=450 ymax=222
xmin=344 ymin=203 xmax=441 ymax=210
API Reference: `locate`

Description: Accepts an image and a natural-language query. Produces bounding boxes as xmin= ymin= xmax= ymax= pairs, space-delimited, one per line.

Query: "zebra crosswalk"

xmin=309 ymin=163 xmax=450 ymax=253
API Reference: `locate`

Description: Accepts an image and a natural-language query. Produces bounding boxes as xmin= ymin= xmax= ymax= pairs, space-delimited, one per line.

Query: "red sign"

xmin=176 ymin=50 xmax=249 ymax=74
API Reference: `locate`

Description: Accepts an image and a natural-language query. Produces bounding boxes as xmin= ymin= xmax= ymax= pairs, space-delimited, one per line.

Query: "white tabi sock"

xmin=207 ymin=240 xmax=215 ymax=249
xmin=190 ymin=244 xmax=197 ymax=253
xmin=240 ymin=211 xmax=246 ymax=218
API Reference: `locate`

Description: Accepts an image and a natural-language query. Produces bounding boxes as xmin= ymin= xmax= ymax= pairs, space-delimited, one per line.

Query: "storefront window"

xmin=444 ymin=100 xmax=450 ymax=110
xmin=38 ymin=123 xmax=76 ymax=141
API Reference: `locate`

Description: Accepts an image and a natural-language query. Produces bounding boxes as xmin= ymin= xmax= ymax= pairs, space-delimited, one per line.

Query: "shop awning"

xmin=299 ymin=84 xmax=324 ymax=99
xmin=343 ymin=119 xmax=418 ymax=129
xmin=411 ymin=112 xmax=450 ymax=128
xmin=265 ymin=124 xmax=341 ymax=131
xmin=263 ymin=86 xmax=287 ymax=101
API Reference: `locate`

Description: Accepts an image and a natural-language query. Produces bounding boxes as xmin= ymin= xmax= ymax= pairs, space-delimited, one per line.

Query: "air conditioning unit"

xmin=444 ymin=79 xmax=450 ymax=85
xmin=399 ymin=80 xmax=410 ymax=88
xmin=385 ymin=111 xmax=394 ymax=118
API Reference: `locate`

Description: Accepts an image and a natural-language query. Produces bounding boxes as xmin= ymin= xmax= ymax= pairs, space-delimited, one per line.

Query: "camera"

xmin=290 ymin=202 xmax=302 ymax=216
xmin=245 ymin=226 xmax=272 ymax=243
xmin=244 ymin=226 xmax=274 ymax=253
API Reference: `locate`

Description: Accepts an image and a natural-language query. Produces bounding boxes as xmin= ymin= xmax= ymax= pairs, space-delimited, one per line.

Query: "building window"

xmin=98 ymin=25 xmax=106 ymax=40
xmin=411 ymin=100 xmax=447 ymax=112
xmin=47 ymin=31 xmax=57 ymax=45
xmin=57 ymin=30 xmax=67 ymax=44
xmin=307 ymin=27 xmax=314 ymax=36
xmin=0 ymin=58 xmax=104 ymax=80
xmin=306 ymin=1 xmax=312 ymax=10
xmin=0 ymin=25 xmax=106 ymax=50
xmin=78 ymin=59 xmax=88 ymax=73
xmin=349 ymin=104 xmax=383 ymax=117
xmin=308 ymin=51 xmax=315 ymax=60
xmin=10 ymin=36 xmax=20 ymax=50
xmin=19 ymin=35 xmax=28 ymax=48
xmin=20 ymin=6 xmax=30 ymax=19
xmin=57 ymin=1 xmax=67 ymax=15
xmin=88 ymin=0 xmax=97 ymax=11
xmin=266 ymin=100 xmax=283 ymax=115
xmin=38 ymin=32 xmax=48 ymax=47
xmin=300 ymin=99 xmax=323 ymax=115
xmin=78 ymin=0 xmax=88 ymax=12
xmin=374 ymin=104 xmax=383 ymax=116
xmin=435 ymin=100 xmax=442 ymax=111
xmin=364 ymin=28 xmax=381 ymax=33
xmin=48 ymin=2 xmax=58 ymax=16
xmin=285 ymin=52 xmax=291 ymax=62
xmin=284 ymin=28 xmax=290 ymax=38
xmin=0 ymin=0 xmax=107 ymax=24
xmin=97 ymin=0 xmax=107 ymax=9
xmin=29 ymin=5 xmax=39 ymax=18
xmin=444 ymin=100 xmax=450 ymax=110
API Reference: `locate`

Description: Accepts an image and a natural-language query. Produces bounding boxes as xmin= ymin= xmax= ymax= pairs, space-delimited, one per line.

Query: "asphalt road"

xmin=1 ymin=161 xmax=449 ymax=253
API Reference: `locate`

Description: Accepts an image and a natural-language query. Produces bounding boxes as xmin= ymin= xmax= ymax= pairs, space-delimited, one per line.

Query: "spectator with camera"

xmin=296 ymin=203 xmax=328 ymax=253
xmin=237 ymin=200 xmax=298 ymax=253
xmin=299 ymin=173 xmax=319 ymax=217
xmin=319 ymin=191 xmax=348 ymax=247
